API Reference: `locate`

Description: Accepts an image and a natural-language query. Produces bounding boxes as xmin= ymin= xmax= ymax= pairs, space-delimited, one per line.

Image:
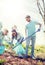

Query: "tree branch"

xmin=37 ymin=0 xmax=44 ymax=18
xmin=39 ymin=3 xmax=44 ymax=13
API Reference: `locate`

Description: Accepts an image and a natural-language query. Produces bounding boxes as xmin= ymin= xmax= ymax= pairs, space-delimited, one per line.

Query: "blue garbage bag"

xmin=0 ymin=40 xmax=5 ymax=55
xmin=13 ymin=42 xmax=26 ymax=56
xmin=0 ymin=45 xmax=5 ymax=55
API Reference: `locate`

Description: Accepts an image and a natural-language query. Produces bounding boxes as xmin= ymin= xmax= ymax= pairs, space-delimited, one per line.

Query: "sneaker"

xmin=31 ymin=56 xmax=36 ymax=59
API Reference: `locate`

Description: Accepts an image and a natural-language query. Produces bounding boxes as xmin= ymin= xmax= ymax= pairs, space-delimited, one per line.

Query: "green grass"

xmin=0 ymin=59 xmax=6 ymax=63
xmin=22 ymin=43 xmax=45 ymax=58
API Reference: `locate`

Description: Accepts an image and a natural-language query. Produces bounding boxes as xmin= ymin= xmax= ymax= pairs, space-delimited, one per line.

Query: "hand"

xmin=38 ymin=24 xmax=41 ymax=31
xmin=38 ymin=24 xmax=42 ymax=31
xmin=38 ymin=28 xmax=41 ymax=31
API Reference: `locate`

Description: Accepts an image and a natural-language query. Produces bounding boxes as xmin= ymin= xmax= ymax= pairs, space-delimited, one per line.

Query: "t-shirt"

xmin=25 ymin=21 xmax=36 ymax=37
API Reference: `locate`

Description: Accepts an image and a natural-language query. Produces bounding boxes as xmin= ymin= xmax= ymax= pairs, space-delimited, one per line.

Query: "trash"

xmin=13 ymin=42 xmax=26 ymax=56
xmin=0 ymin=45 xmax=5 ymax=55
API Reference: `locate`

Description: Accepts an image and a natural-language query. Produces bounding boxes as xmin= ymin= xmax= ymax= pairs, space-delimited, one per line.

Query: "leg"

xmin=31 ymin=36 xmax=36 ymax=57
xmin=26 ymin=38 xmax=30 ymax=56
xmin=0 ymin=39 xmax=2 ymax=45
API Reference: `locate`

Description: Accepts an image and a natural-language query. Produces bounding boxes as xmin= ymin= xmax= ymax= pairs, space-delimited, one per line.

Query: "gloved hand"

xmin=37 ymin=28 xmax=41 ymax=31
xmin=38 ymin=25 xmax=41 ymax=32
xmin=38 ymin=24 xmax=42 ymax=31
xmin=17 ymin=37 xmax=24 ymax=44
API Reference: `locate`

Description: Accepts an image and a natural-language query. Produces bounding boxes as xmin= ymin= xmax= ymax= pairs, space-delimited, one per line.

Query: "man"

xmin=25 ymin=15 xmax=41 ymax=59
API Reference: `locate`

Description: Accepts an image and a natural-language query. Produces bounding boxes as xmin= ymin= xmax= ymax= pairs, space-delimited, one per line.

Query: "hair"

xmin=5 ymin=29 xmax=8 ymax=33
xmin=12 ymin=29 xmax=17 ymax=39
xmin=25 ymin=15 xmax=30 ymax=18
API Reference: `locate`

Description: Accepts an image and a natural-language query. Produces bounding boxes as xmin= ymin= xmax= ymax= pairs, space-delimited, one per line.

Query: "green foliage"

xmin=0 ymin=59 xmax=6 ymax=63
xmin=22 ymin=43 xmax=45 ymax=58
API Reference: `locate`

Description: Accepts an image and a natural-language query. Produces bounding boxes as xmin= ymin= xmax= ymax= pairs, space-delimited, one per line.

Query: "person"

xmin=12 ymin=25 xmax=18 ymax=32
xmin=0 ymin=22 xmax=3 ymax=45
xmin=11 ymin=29 xmax=26 ymax=57
xmin=0 ymin=24 xmax=10 ymax=44
xmin=2 ymin=29 xmax=11 ymax=44
xmin=25 ymin=15 xmax=41 ymax=59
xmin=12 ymin=25 xmax=17 ymax=29
xmin=0 ymin=22 xmax=5 ymax=55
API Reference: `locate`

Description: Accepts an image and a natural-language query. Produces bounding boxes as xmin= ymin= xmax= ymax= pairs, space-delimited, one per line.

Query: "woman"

xmin=12 ymin=29 xmax=26 ymax=57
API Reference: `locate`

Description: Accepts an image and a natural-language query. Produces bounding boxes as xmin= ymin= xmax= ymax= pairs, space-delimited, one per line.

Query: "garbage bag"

xmin=13 ymin=42 xmax=26 ymax=56
xmin=0 ymin=45 xmax=5 ymax=55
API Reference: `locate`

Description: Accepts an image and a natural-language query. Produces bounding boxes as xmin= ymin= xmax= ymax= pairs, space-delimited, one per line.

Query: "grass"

xmin=22 ymin=43 xmax=45 ymax=58
xmin=0 ymin=59 xmax=6 ymax=63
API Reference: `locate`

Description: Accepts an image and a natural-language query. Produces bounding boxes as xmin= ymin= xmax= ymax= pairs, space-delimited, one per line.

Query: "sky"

xmin=0 ymin=0 xmax=45 ymax=45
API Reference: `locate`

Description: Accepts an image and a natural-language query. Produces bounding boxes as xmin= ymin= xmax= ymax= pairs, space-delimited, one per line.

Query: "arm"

xmin=17 ymin=33 xmax=24 ymax=44
xmin=4 ymin=36 xmax=11 ymax=44
xmin=35 ymin=22 xmax=42 ymax=29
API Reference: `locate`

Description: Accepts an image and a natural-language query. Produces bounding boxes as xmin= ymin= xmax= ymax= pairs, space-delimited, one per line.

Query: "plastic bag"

xmin=0 ymin=45 xmax=5 ymax=55
xmin=13 ymin=42 xmax=26 ymax=56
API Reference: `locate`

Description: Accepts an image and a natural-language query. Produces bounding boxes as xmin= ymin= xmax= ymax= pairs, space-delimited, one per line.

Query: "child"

xmin=25 ymin=15 xmax=41 ymax=59
xmin=12 ymin=29 xmax=26 ymax=57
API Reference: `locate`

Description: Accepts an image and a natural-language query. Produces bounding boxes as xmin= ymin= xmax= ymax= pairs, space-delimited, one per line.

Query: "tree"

xmin=37 ymin=0 xmax=45 ymax=32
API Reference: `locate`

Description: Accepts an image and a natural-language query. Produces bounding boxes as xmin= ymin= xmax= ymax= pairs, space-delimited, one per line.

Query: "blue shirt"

xmin=26 ymin=21 xmax=36 ymax=37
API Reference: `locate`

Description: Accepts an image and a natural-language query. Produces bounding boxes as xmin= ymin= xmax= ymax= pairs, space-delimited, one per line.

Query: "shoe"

xmin=31 ymin=56 xmax=36 ymax=59
xmin=23 ymin=55 xmax=29 ymax=58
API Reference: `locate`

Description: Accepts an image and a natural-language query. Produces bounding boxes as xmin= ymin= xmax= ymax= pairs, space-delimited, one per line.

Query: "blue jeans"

xmin=0 ymin=39 xmax=2 ymax=45
xmin=26 ymin=36 xmax=36 ymax=57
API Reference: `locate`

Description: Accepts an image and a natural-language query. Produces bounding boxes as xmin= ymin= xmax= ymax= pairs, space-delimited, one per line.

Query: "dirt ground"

xmin=0 ymin=51 xmax=45 ymax=65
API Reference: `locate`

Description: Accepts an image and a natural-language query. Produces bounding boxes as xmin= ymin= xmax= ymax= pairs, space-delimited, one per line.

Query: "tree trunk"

xmin=44 ymin=0 xmax=45 ymax=32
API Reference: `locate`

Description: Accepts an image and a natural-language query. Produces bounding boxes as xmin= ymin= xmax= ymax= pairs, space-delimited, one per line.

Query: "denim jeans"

xmin=26 ymin=36 xmax=36 ymax=57
xmin=0 ymin=39 xmax=2 ymax=45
